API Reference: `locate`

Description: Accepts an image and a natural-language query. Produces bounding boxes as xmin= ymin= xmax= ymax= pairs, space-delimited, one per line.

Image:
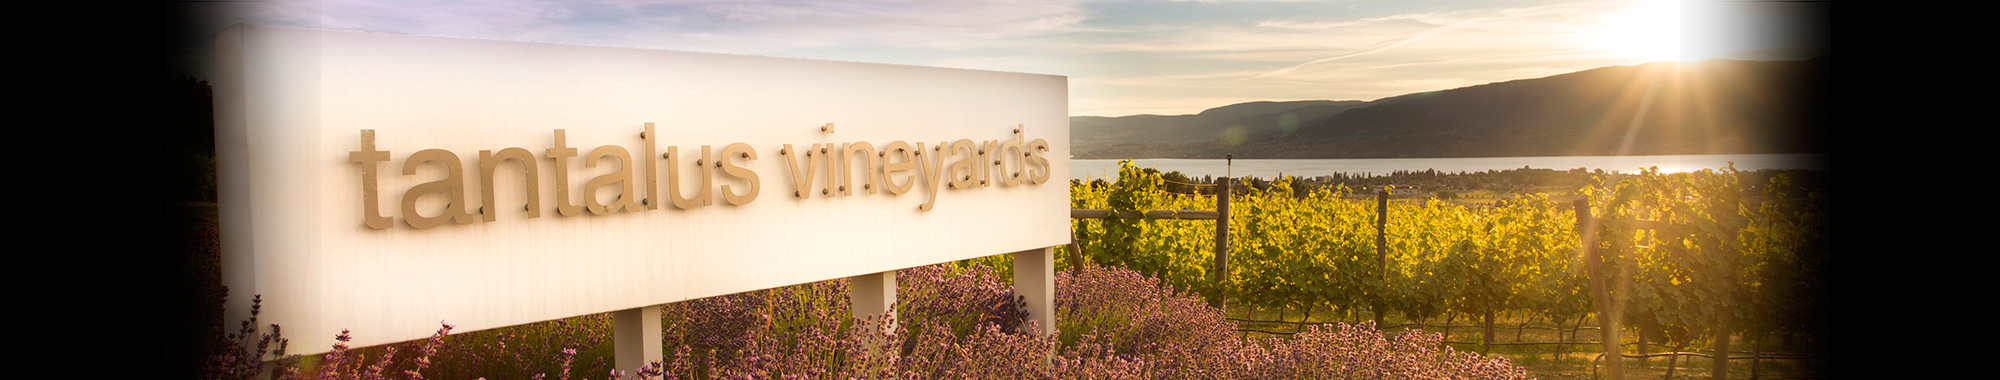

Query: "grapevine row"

xmin=1069 ymin=161 xmax=1830 ymax=378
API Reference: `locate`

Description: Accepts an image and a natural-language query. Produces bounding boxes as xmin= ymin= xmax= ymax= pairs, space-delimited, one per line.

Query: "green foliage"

xmin=1438 ymin=194 xmax=1577 ymax=324
xmin=1741 ymin=174 xmax=1832 ymax=353
xmin=1073 ymin=161 xmax=1215 ymax=295
xmin=1233 ymin=178 xmax=1373 ymax=316
xmin=1588 ymin=167 xmax=1750 ymax=349
xmin=1070 ymin=166 xmax=1827 ymax=354
xmin=1100 ymin=161 xmax=1166 ymax=276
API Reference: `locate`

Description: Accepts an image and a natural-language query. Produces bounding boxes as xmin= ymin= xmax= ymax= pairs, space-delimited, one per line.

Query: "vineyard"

xmin=1062 ymin=161 xmax=1831 ymax=379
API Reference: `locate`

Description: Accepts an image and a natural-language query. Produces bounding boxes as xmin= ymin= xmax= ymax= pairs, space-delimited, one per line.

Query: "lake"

xmin=1069 ymin=154 xmax=1828 ymax=181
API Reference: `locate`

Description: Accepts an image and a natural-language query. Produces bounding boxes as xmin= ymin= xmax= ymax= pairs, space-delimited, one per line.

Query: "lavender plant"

xmin=208 ymin=263 xmax=1531 ymax=380
xmin=205 ymin=294 xmax=302 ymax=380
xmin=423 ymin=314 xmax=611 ymax=379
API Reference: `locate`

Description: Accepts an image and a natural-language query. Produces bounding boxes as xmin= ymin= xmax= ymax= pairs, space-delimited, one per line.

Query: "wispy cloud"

xmin=1240 ymin=3 xmax=1594 ymax=81
xmin=1244 ymin=15 xmax=1494 ymax=80
xmin=263 ymin=0 xmax=1091 ymax=54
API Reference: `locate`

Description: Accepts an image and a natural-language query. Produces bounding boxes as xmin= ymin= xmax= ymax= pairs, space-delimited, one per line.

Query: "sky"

xmin=164 ymin=0 xmax=1829 ymax=117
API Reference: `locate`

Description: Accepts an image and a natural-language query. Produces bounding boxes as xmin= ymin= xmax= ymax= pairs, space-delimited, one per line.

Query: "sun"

xmin=1598 ymin=0 xmax=1686 ymax=62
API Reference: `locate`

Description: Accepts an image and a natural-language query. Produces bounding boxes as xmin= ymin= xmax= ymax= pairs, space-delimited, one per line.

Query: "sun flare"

xmin=1599 ymin=0 xmax=1685 ymax=62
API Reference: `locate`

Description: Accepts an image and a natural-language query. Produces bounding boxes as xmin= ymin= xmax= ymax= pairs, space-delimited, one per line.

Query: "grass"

xmin=1224 ymin=303 xmax=1827 ymax=380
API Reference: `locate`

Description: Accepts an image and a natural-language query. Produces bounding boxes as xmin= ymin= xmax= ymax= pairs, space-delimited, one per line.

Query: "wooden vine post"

xmin=1575 ymin=197 xmax=1623 ymax=379
xmin=1066 ymin=229 xmax=1085 ymax=277
xmin=1209 ymin=176 xmax=1232 ymax=311
xmin=1373 ymin=189 xmax=1388 ymax=329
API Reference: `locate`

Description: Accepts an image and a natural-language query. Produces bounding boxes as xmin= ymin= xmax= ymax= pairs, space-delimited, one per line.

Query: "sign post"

xmin=612 ymin=306 xmax=663 ymax=372
xmin=212 ymin=23 xmax=1069 ymax=363
xmin=1012 ymin=247 xmax=1055 ymax=336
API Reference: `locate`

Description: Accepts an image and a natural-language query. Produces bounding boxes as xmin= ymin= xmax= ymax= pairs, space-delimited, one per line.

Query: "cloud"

xmin=228 ymin=0 xmax=1090 ymax=54
xmin=1232 ymin=2 xmax=1612 ymax=82
xmin=595 ymin=0 xmax=1093 ymax=51
xmin=1244 ymin=15 xmax=1494 ymax=79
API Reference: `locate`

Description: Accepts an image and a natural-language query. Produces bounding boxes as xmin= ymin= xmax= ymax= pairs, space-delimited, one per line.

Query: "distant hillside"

xmin=1071 ymin=57 xmax=1830 ymax=159
xmin=1072 ymin=100 xmax=1368 ymax=147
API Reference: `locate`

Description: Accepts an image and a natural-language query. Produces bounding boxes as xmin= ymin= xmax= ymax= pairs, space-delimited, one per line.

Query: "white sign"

xmin=213 ymin=23 xmax=1069 ymax=354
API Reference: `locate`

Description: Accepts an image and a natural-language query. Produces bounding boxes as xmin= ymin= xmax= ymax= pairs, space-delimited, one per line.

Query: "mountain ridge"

xmin=1071 ymin=57 xmax=1830 ymax=159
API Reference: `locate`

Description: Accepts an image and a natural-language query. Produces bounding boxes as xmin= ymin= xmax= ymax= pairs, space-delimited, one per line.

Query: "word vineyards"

xmin=350 ymin=123 xmax=1055 ymax=230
